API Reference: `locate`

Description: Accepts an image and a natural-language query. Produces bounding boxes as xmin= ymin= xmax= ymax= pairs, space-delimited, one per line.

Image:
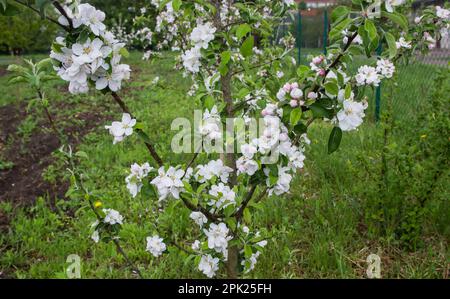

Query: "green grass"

xmin=0 ymin=52 xmax=448 ymax=278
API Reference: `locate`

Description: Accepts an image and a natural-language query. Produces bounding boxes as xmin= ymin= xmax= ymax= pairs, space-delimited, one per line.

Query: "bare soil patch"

xmin=0 ymin=102 xmax=108 ymax=207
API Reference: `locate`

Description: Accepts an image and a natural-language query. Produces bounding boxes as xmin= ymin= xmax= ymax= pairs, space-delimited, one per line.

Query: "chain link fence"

xmin=277 ymin=5 xmax=449 ymax=125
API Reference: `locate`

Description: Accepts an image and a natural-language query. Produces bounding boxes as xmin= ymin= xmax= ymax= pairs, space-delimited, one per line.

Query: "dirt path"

xmin=0 ymin=102 xmax=109 ymax=208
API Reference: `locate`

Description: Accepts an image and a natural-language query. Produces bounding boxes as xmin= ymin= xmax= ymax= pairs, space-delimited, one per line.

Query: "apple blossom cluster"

xmin=182 ymin=22 xmax=217 ymax=73
xmin=355 ymin=59 xmax=395 ymax=87
xmin=198 ymin=254 xmax=220 ymax=278
xmin=90 ymin=208 xmax=125 ymax=243
xmin=412 ymin=6 xmax=450 ymax=51
xmin=150 ymin=166 xmax=193 ymax=201
xmin=198 ymin=106 xmax=222 ymax=142
xmin=146 ymin=235 xmax=167 ymax=257
xmin=336 ymin=99 xmax=368 ymax=132
xmin=50 ymin=3 xmax=131 ymax=94
xmin=105 ymin=113 xmax=136 ymax=144
xmin=125 ymin=163 xmax=153 ymax=198
xmin=150 ymin=0 xmax=181 ymax=51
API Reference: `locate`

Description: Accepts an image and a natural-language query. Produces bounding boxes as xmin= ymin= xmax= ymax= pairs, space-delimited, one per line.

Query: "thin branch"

xmin=13 ymin=0 xmax=67 ymax=30
xmin=111 ymin=92 xmax=164 ymax=167
xmin=74 ymin=170 xmax=144 ymax=279
xmin=233 ymin=185 xmax=257 ymax=220
xmin=312 ymin=31 xmax=359 ymax=92
xmin=51 ymin=0 xmax=73 ymax=30
xmin=180 ymin=195 xmax=222 ymax=222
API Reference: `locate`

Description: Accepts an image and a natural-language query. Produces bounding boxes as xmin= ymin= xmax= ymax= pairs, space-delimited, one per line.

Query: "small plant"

xmin=7 ymin=58 xmax=62 ymax=142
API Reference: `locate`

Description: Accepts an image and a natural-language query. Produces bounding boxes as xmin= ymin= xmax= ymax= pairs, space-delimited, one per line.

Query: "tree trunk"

xmin=220 ymin=72 xmax=239 ymax=278
xmin=226 ymin=245 xmax=239 ymax=278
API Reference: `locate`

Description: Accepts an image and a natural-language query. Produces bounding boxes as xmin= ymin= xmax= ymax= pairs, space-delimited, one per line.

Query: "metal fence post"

xmin=375 ymin=44 xmax=382 ymax=122
xmin=297 ymin=9 xmax=302 ymax=65
xmin=323 ymin=9 xmax=328 ymax=55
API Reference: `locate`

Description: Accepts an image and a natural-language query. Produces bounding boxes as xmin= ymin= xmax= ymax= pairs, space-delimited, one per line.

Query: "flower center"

xmin=83 ymin=46 xmax=92 ymax=54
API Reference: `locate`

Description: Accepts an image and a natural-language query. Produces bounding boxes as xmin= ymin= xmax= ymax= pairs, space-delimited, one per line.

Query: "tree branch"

xmin=111 ymin=92 xmax=164 ymax=167
xmin=51 ymin=0 xmax=73 ymax=30
xmin=13 ymin=0 xmax=67 ymax=30
xmin=233 ymin=185 xmax=257 ymax=220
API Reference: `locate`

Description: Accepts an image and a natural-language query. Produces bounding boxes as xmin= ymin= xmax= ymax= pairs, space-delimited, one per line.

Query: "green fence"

xmin=278 ymin=7 xmax=450 ymax=124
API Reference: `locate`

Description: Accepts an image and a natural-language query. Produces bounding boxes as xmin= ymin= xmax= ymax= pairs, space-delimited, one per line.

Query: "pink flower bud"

xmin=312 ymin=56 xmax=324 ymax=65
xmin=307 ymin=91 xmax=318 ymax=100
xmin=289 ymin=100 xmax=298 ymax=107
xmin=318 ymin=69 xmax=326 ymax=77
xmin=291 ymin=82 xmax=299 ymax=89
xmin=283 ymin=83 xmax=292 ymax=92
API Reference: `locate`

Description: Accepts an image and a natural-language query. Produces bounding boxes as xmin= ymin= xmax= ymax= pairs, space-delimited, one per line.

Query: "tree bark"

xmin=220 ymin=71 xmax=240 ymax=278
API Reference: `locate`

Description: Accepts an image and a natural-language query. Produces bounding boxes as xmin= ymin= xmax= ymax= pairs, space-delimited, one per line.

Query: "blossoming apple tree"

xmin=3 ymin=0 xmax=448 ymax=278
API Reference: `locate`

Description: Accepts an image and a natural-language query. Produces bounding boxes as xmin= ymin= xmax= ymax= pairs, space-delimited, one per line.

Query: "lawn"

xmin=0 ymin=51 xmax=448 ymax=278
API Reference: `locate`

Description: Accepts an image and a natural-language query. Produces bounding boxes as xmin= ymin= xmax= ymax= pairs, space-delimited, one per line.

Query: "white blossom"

xmin=103 ymin=208 xmax=124 ymax=225
xmin=236 ymin=157 xmax=259 ymax=176
xmin=182 ymin=47 xmax=201 ymax=73
xmin=208 ymin=183 xmax=236 ymax=210
xmin=146 ymin=235 xmax=167 ymax=257
xmin=189 ymin=211 xmax=208 ymax=227
xmin=105 ymin=113 xmax=136 ymax=144
xmin=337 ymin=100 xmax=367 ymax=131
xmin=150 ymin=166 xmax=187 ymax=201
xmin=91 ymin=230 xmax=99 ymax=243
xmin=198 ymin=254 xmax=219 ymax=278
xmin=190 ymin=23 xmax=216 ymax=49
xmin=396 ymin=37 xmax=412 ymax=49
xmin=191 ymin=240 xmax=201 ymax=251
xmin=125 ymin=162 xmax=152 ymax=197
xmin=77 ymin=3 xmax=106 ymax=35
xmin=195 ymin=159 xmax=233 ymax=184
xmin=355 ymin=65 xmax=380 ymax=86
xmin=203 ymin=223 xmax=231 ymax=255
xmin=376 ymin=59 xmax=395 ymax=79
xmin=385 ymin=0 xmax=406 ymax=13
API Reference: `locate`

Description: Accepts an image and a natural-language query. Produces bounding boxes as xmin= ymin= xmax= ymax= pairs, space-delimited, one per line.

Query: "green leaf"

xmin=75 ymin=151 xmax=88 ymax=159
xmin=309 ymin=102 xmax=332 ymax=119
xmin=384 ymin=32 xmax=397 ymax=59
xmin=0 ymin=3 xmax=21 ymax=16
xmin=204 ymin=95 xmax=215 ymax=110
xmin=382 ymin=11 xmax=408 ymax=31
xmin=240 ymin=36 xmax=254 ymax=57
xmin=172 ymin=0 xmax=182 ymax=11
xmin=220 ymin=51 xmax=232 ymax=65
xmin=182 ymin=181 xmax=193 ymax=193
xmin=244 ymin=245 xmax=252 ymax=259
xmin=297 ymin=65 xmax=310 ymax=77
xmin=35 ymin=0 xmax=51 ymax=18
xmin=328 ymin=127 xmax=342 ymax=154
xmin=290 ymin=108 xmax=302 ymax=126
xmin=364 ymin=19 xmax=378 ymax=41
xmin=36 ymin=58 xmax=52 ymax=70
xmin=236 ymin=23 xmax=251 ymax=40
xmin=324 ymin=82 xmax=339 ymax=96
xmin=243 ymin=208 xmax=251 ymax=223
xmin=119 ymin=47 xmax=129 ymax=58
xmin=331 ymin=6 xmax=349 ymax=24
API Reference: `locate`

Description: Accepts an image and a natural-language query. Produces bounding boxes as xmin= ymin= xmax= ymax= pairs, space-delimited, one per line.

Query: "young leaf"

xmin=331 ymin=6 xmax=349 ymax=24
xmin=328 ymin=127 xmax=342 ymax=154
xmin=240 ymin=36 xmax=254 ymax=57
xmin=384 ymin=32 xmax=397 ymax=59
xmin=290 ymin=108 xmax=302 ymax=126
xmin=236 ymin=23 xmax=251 ymax=40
